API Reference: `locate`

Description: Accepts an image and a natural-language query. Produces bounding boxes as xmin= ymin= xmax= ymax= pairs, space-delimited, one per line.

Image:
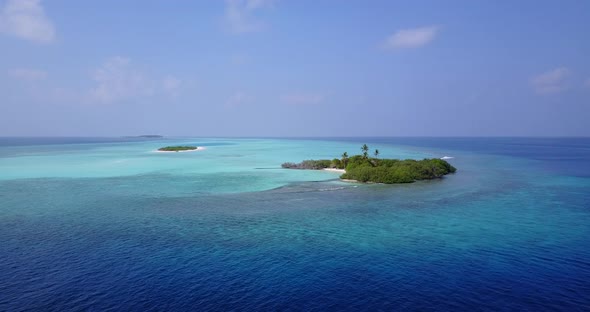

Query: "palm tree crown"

xmin=341 ymin=152 xmax=349 ymax=168
xmin=361 ymin=144 xmax=369 ymax=159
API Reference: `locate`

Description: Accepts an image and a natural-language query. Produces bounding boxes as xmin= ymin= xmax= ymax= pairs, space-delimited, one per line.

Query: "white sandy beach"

xmin=154 ymin=147 xmax=206 ymax=153
xmin=323 ymin=168 xmax=346 ymax=173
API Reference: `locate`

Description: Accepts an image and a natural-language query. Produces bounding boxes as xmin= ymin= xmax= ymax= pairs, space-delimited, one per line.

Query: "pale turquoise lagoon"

xmin=0 ymin=138 xmax=428 ymax=193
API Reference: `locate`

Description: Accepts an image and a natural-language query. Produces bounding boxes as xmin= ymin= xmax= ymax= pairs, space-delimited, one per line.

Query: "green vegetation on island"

xmin=281 ymin=159 xmax=335 ymax=170
xmin=282 ymin=144 xmax=457 ymax=184
xmin=341 ymin=155 xmax=456 ymax=183
xmin=158 ymin=146 xmax=198 ymax=152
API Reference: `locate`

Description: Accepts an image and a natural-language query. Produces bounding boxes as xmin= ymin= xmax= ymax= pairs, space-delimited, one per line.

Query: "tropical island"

xmin=138 ymin=135 xmax=163 ymax=138
xmin=124 ymin=135 xmax=164 ymax=138
xmin=282 ymin=144 xmax=456 ymax=184
xmin=157 ymin=146 xmax=201 ymax=152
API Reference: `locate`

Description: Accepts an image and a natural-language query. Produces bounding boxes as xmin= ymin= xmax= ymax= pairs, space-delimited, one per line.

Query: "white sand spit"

xmin=323 ymin=168 xmax=346 ymax=173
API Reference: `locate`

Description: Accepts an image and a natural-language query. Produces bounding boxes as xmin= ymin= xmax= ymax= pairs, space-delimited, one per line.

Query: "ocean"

xmin=1 ymin=137 xmax=589 ymax=311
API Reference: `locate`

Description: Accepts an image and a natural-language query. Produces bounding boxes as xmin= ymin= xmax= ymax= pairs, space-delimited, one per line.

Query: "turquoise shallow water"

xmin=0 ymin=138 xmax=426 ymax=193
xmin=1 ymin=137 xmax=589 ymax=310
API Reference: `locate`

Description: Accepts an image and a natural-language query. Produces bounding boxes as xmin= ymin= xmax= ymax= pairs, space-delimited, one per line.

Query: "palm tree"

xmin=374 ymin=149 xmax=380 ymax=158
xmin=361 ymin=144 xmax=369 ymax=159
xmin=341 ymin=152 xmax=348 ymax=169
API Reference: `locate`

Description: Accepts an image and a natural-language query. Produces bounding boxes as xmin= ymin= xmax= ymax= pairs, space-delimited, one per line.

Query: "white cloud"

xmin=0 ymin=0 xmax=55 ymax=43
xmin=384 ymin=26 xmax=439 ymax=49
xmin=225 ymin=0 xmax=273 ymax=34
xmin=9 ymin=68 xmax=47 ymax=80
xmin=4 ymin=59 xmax=182 ymax=105
xmin=225 ymin=92 xmax=252 ymax=108
xmin=89 ymin=57 xmax=182 ymax=103
xmin=89 ymin=57 xmax=154 ymax=103
xmin=280 ymin=93 xmax=324 ymax=105
xmin=162 ymin=75 xmax=181 ymax=97
xmin=530 ymin=67 xmax=571 ymax=95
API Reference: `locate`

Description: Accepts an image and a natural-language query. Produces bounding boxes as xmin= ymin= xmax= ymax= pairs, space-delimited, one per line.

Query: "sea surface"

xmin=1 ymin=137 xmax=589 ymax=311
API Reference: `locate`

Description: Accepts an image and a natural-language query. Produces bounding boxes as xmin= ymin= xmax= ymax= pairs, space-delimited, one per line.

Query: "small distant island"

xmin=157 ymin=146 xmax=199 ymax=152
xmin=124 ymin=135 xmax=164 ymax=138
xmin=138 ymin=135 xmax=163 ymax=138
xmin=282 ymin=144 xmax=456 ymax=184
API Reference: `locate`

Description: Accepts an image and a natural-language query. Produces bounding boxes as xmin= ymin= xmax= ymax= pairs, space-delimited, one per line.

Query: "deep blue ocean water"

xmin=1 ymin=137 xmax=589 ymax=311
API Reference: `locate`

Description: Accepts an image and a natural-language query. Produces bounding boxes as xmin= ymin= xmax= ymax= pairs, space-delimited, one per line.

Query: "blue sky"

xmin=1 ymin=0 xmax=589 ymax=136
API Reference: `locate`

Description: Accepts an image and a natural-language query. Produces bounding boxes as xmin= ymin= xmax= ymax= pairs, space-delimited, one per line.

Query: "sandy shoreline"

xmin=323 ymin=168 xmax=346 ymax=173
xmin=154 ymin=147 xmax=206 ymax=153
